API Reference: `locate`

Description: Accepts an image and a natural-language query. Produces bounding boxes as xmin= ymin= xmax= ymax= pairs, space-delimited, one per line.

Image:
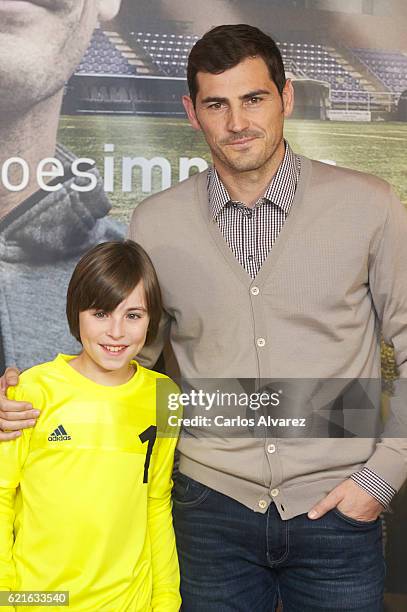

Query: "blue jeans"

xmin=172 ymin=473 xmax=385 ymax=611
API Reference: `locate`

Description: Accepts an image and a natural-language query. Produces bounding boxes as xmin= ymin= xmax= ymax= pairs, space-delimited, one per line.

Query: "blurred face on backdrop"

xmin=183 ymin=56 xmax=294 ymax=179
xmin=0 ymin=0 xmax=121 ymax=113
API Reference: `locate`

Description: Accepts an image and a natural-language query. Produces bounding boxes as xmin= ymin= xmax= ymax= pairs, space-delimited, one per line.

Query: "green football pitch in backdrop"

xmin=58 ymin=116 xmax=407 ymax=221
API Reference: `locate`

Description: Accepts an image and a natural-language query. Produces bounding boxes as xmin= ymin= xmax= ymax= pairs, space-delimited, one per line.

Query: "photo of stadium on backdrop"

xmin=59 ymin=0 xmax=407 ymax=221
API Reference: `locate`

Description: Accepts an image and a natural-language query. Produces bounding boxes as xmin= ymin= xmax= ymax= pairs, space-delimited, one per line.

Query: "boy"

xmin=0 ymin=241 xmax=181 ymax=611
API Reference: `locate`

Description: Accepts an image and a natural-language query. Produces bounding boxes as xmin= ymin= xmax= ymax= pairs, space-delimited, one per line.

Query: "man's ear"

xmin=282 ymin=79 xmax=294 ymax=118
xmin=97 ymin=0 xmax=122 ymax=22
xmin=182 ymin=95 xmax=201 ymax=131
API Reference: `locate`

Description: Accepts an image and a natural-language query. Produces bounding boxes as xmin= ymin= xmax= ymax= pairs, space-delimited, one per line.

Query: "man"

xmin=1 ymin=24 xmax=407 ymax=611
xmin=0 ymin=0 xmax=124 ymax=376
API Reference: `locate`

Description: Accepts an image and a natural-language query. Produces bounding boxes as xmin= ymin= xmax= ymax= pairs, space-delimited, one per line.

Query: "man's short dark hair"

xmin=66 ymin=240 xmax=162 ymax=346
xmin=187 ymin=24 xmax=286 ymax=105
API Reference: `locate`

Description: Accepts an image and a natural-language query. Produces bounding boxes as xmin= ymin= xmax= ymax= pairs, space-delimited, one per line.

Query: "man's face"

xmin=183 ymin=56 xmax=294 ymax=177
xmin=0 ymin=0 xmax=121 ymax=114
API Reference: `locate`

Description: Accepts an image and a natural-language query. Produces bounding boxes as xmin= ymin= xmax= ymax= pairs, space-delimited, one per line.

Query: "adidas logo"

xmin=48 ymin=425 xmax=71 ymax=442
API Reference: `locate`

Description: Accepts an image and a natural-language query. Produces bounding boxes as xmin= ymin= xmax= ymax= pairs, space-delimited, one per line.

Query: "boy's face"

xmin=78 ymin=281 xmax=150 ymax=376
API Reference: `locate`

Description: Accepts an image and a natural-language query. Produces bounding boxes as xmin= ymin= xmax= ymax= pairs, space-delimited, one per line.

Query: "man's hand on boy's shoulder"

xmin=0 ymin=367 xmax=40 ymax=441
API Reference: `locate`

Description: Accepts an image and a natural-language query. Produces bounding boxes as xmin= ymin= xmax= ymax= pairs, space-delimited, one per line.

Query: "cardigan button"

xmin=251 ymin=286 xmax=260 ymax=296
xmin=257 ymin=338 xmax=266 ymax=347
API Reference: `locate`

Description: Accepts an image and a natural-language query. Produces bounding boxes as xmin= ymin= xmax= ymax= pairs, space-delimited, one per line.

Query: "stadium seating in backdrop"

xmin=70 ymin=29 xmax=405 ymax=116
xmin=76 ymin=29 xmax=406 ymax=102
xmin=130 ymin=32 xmax=369 ymax=102
xmin=76 ymin=28 xmax=136 ymax=76
xmin=352 ymin=48 xmax=407 ymax=94
xmin=130 ymin=31 xmax=198 ymax=77
xmin=277 ymin=41 xmax=366 ymax=102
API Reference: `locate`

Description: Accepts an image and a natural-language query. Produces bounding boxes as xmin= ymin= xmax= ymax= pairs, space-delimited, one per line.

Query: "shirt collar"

xmin=208 ymin=141 xmax=300 ymax=220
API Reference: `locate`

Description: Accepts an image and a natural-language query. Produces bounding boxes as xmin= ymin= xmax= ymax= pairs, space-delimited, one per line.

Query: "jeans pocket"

xmin=172 ymin=472 xmax=212 ymax=507
xmin=333 ymin=507 xmax=381 ymax=528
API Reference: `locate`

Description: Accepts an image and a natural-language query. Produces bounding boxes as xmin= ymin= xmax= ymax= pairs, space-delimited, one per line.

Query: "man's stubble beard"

xmin=0 ymin=3 xmax=97 ymax=115
xmin=212 ymin=137 xmax=284 ymax=176
xmin=0 ymin=44 xmax=67 ymax=115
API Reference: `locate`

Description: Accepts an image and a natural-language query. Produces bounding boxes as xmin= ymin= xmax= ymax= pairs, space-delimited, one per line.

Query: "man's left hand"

xmin=308 ymin=478 xmax=384 ymax=521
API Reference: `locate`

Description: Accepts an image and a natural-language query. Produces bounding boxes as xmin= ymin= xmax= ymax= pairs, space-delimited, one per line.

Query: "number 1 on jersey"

xmin=139 ymin=425 xmax=157 ymax=483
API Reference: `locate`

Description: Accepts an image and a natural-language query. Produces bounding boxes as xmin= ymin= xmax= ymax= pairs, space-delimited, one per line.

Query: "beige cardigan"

xmin=129 ymin=156 xmax=407 ymax=519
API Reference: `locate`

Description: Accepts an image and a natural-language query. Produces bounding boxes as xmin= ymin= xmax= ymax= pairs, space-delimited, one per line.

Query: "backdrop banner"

xmin=0 ymin=0 xmax=406 ymax=606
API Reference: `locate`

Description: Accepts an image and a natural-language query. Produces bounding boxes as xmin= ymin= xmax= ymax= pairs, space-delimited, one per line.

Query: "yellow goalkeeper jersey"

xmin=0 ymin=354 xmax=181 ymax=611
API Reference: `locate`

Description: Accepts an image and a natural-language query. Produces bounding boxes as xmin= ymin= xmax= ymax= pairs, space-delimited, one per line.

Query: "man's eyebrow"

xmin=240 ymin=89 xmax=270 ymax=100
xmin=200 ymin=96 xmax=228 ymax=105
xmin=200 ymin=90 xmax=271 ymax=105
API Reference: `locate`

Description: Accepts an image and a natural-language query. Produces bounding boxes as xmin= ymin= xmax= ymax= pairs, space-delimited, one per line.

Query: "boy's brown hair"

xmin=66 ymin=240 xmax=162 ymax=346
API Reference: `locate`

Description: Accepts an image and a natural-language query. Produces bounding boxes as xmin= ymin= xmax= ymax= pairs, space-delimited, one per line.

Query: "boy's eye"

xmin=94 ymin=311 xmax=107 ymax=319
xmin=127 ymin=312 xmax=141 ymax=320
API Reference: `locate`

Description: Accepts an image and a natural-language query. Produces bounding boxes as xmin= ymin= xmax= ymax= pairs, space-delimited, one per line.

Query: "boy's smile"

xmin=101 ymin=344 xmax=129 ymax=355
